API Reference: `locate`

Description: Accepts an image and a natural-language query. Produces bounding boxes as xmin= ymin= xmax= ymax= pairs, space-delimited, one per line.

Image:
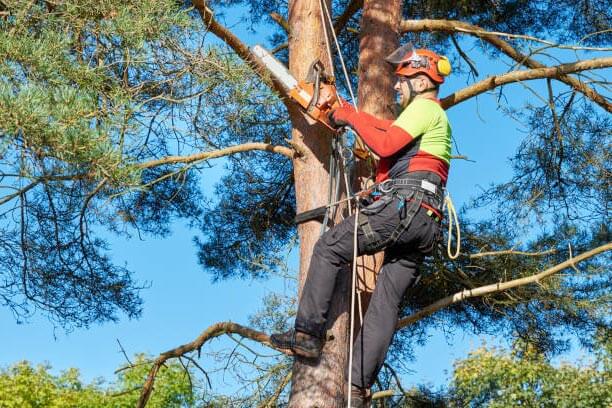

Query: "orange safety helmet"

xmin=386 ymin=43 xmax=451 ymax=84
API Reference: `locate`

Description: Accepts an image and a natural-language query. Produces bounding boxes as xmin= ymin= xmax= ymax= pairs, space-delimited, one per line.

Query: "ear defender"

xmin=437 ymin=56 xmax=451 ymax=77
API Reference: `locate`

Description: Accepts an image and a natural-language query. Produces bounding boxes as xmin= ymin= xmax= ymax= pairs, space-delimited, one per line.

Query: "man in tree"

xmin=271 ymin=44 xmax=452 ymax=406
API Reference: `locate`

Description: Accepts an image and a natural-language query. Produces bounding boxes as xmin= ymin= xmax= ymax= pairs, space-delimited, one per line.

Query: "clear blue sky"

xmin=0 ymin=5 xmax=582 ymax=393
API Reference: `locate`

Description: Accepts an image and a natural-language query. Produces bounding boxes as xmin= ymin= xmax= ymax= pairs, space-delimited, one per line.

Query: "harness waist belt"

xmin=378 ymin=176 xmax=445 ymax=210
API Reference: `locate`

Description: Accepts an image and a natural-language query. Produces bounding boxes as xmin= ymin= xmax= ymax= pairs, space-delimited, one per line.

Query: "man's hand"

xmin=328 ymin=102 xmax=356 ymax=129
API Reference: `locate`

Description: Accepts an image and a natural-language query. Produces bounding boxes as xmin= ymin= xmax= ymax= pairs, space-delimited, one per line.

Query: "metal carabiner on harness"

xmin=378 ymin=179 xmax=395 ymax=194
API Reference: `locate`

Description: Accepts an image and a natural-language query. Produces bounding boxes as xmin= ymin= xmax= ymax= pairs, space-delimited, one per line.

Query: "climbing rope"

xmin=444 ymin=193 xmax=461 ymax=259
xmin=319 ymin=0 xmax=357 ymax=108
xmin=316 ymin=1 xmax=362 ymax=406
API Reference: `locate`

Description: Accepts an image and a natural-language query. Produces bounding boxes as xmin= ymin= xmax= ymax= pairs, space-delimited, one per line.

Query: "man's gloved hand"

xmin=328 ymin=101 xmax=356 ymax=129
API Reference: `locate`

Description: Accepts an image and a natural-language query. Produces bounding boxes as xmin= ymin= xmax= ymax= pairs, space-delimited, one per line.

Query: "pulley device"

xmin=251 ymin=45 xmax=341 ymax=130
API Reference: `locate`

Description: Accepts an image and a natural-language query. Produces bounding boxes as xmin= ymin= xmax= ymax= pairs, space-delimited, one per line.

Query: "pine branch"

xmin=334 ymin=0 xmax=363 ymax=33
xmin=269 ymin=12 xmax=289 ymax=33
xmin=441 ymin=57 xmax=612 ymax=109
xmin=137 ymin=321 xmax=290 ymax=408
xmin=469 ymin=248 xmax=557 ymax=259
xmin=397 ymin=242 xmax=612 ymax=329
xmin=401 ymin=19 xmax=612 ymax=112
xmin=137 ymin=142 xmax=295 ymax=169
xmin=191 ymin=1 xmax=290 ymax=104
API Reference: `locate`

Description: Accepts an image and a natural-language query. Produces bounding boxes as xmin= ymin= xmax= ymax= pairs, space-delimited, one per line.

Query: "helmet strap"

xmin=406 ymin=78 xmax=437 ymax=105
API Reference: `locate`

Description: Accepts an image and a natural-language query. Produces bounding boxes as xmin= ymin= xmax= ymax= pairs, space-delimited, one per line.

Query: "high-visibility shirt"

xmin=350 ymin=97 xmax=452 ymax=184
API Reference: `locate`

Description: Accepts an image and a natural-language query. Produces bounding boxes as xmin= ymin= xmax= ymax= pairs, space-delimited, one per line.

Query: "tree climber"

xmin=271 ymin=44 xmax=452 ymax=407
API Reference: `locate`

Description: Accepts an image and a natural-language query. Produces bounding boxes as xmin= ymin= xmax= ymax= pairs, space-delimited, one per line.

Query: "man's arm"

xmin=330 ymin=105 xmax=417 ymax=158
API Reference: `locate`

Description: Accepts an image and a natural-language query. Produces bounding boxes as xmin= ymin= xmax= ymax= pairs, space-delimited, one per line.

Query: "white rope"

xmin=320 ymin=0 xmax=358 ymax=109
xmin=315 ymin=3 xmax=362 ymax=404
xmin=347 ymin=204 xmax=359 ymax=408
xmin=444 ymin=194 xmax=461 ymax=259
xmin=318 ymin=0 xmax=335 ymax=77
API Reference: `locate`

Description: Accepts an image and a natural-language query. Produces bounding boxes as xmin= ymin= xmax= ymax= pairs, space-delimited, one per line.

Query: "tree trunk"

xmin=288 ymin=0 xmax=400 ymax=406
xmin=288 ymin=0 xmax=350 ymax=406
xmin=353 ymin=0 xmax=401 ymax=331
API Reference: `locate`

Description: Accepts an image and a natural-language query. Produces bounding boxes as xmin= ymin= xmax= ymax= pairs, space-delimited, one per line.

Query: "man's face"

xmin=393 ymin=75 xmax=431 ymax=109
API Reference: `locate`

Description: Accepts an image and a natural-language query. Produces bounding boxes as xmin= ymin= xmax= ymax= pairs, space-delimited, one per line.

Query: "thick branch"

xmin=334 ymin=0 xmax=363 ymax=32
xmin=401 ymin=19 xmax=612 ymax=112
xmin=441 ymin=57 xmax=612 ymax=109
xmin=191 ymin=1 xmax=290 ymax=103
xmin=137 ymin=321 xmax=289 ymax=408
xmin=137 ymin=142 xmax=294 ymax=169
xmin=397 ymin=242 xmax=611 ymax=329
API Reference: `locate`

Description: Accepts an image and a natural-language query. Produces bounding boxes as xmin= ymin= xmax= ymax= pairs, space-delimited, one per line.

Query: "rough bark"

xmin=288 ymin=0 xmax=350 ymax=406
xmin=353 ymin=0 xmax=401 ymax=324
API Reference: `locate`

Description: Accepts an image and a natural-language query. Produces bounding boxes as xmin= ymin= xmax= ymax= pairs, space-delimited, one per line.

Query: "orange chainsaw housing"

xmin=287 ymin=60 xmax=342 ymax=129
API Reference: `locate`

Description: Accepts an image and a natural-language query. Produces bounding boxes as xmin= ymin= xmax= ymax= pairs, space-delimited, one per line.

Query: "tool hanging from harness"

xmin=358 ymin=176 xmax=444 ymax=253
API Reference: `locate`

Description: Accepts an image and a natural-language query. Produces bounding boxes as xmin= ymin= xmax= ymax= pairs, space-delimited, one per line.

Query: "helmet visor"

xmin=385 ymin=42 xmax=416 ymax=65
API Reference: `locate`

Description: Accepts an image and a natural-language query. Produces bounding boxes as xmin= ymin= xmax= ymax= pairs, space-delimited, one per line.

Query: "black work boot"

xmin=349 ymin=385 xmax=372 ymax=408
xmin=270 ymin=329 xmax=322 ymax=359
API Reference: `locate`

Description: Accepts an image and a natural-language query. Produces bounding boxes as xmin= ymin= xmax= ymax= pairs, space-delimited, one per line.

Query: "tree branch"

xmin=401 ymin=19 xmax=612 ymax=112
xmin=137 ymin=142 xmax=295 ymax=169
xmin=269 ymin=12 xmax=289 ymax=33
xmin=397 ymin=242 xmax=611 ymax=329
xmin=137 ymin=321 xmax=289 ymax=408
xmin=333 ymin=0 xmax=363 ymax=33
xmin=190 ymin=1 xmax=290 ymax=104
xmin=265 ymin=0 xmax=364 ymax=59
xmin=441 ymin=57 xmax=612 ymax=109
xmin=259 ymin=371 xmax=292 ymax=408
xmin=469 ymin=248 xmax=557 ymax=259
xmin=0 ymin=174 xmax=86 ymax=206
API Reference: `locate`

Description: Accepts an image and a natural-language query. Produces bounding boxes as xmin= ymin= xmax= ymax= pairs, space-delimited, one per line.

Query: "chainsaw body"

xmin=252 ymin=45 xmax=341 ymax=129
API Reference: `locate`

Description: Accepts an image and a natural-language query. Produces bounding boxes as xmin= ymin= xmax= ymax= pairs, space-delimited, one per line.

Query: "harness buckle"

xmin=378 ymin=179 xmax=394 ymax=193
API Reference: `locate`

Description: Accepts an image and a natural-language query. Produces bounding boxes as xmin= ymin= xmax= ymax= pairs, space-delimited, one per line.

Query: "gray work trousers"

xmin=295 ymin=193 xmax=440 ymax=389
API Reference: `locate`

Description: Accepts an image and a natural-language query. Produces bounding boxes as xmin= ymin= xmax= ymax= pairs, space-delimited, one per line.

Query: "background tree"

xmin=0 ymin=0 xmax=610 ymax=406
xmin=0 ymin=355 xmax=199 ymax=407
xmin=449 ymin=331 xmax=612 ymax=408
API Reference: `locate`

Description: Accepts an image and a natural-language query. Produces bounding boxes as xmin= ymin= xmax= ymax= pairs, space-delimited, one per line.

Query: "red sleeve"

xmin=347 ymin=112 xmax=415 ymax=158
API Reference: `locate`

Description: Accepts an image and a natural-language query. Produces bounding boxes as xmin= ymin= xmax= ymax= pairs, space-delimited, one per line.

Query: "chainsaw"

xmin=251 ymin=45 xmax=372 ymax=161
xmin=251 ymin=45 xmax=341 ymax=130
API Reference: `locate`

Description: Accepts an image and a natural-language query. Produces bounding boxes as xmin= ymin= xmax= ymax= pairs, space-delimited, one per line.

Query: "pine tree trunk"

xmin=287 ymin=0 xmax=400 ymax=406
xmin=288 ymin=0 xmax=350 ymax=406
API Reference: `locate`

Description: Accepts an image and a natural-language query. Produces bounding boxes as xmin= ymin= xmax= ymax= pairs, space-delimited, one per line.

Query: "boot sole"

xmin=272 ymin=341 xmax=320 ymax=359
xmin=292 ymin=345 xmax=321 ymax=359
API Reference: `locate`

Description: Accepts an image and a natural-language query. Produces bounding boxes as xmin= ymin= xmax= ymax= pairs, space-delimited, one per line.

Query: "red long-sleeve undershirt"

xmin=346 ymin=111 xmax=415 ymax=158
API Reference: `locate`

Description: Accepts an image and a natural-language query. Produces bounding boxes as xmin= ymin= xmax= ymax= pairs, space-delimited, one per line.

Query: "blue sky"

xmin=0 ymin=3 xmax=592 ymax=395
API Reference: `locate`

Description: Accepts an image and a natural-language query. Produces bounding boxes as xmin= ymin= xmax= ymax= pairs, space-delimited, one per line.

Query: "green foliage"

xmin=0 ymin=355 xmax=198 ymax=408
xmin=450 ymin=336 xmax=612 ymax=408
xmin=0 ymin=0 xmax=293 ymax=327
